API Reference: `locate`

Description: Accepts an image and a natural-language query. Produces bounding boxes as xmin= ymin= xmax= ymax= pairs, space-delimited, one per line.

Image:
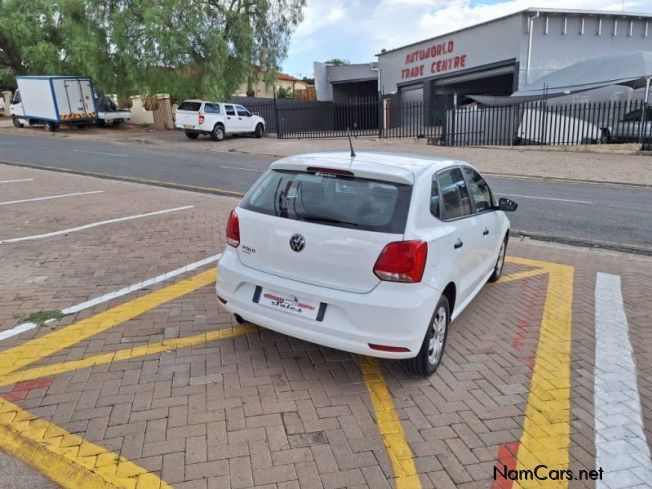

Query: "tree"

xmin=276 ymin=86 xmax=292 ymax=99
xmin=0 ymin=0 xmax=306 ymax=100
xmin=324 ymin=58 xmax=350 ymax=66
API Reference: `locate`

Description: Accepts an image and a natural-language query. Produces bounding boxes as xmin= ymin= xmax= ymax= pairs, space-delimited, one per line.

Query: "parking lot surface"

xmin=1 ymin=163 xmax=650 ymax=489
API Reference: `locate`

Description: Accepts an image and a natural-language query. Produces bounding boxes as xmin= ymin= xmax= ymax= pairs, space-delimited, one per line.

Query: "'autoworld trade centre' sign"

xmin=400 ymin=40 xmax=468 ymax=80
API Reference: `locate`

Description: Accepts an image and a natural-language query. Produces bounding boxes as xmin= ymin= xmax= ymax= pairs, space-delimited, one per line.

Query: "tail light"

xmin=373 ymin=241 xmax=427 ymax=283
xmin=226 ymin=210 xmax=240 ymax=247
xmin=198 ymin=114 xmax=205 ymax=124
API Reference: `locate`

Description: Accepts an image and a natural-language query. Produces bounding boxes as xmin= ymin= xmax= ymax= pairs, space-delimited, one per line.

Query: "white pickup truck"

xmin=175 ymin=100 xmax=265 ymax=141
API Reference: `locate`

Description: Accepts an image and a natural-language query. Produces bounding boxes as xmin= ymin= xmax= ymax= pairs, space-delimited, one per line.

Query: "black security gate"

xmin=233 ymin=94 xmax=652 ymax=147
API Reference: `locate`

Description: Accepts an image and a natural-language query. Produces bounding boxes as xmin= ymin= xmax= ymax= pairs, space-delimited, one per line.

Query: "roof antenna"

xmin=347 ymin=127 xmax=356 ymax=158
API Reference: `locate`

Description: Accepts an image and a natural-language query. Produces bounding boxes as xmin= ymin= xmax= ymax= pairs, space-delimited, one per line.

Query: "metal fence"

xmin=447 ymin=99 xmax=651 ymax=146
xmin=232 ymin=96 xmax=379 ymax=137
xmin=233 ymin=94 xmax=652 ymax=146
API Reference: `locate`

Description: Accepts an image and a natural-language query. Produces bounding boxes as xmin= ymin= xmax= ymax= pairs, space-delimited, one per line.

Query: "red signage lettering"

xmin=404 ymin=40 xmax=455 ymax=64
xmin=400 ymin=39 xmax=467 ymax=80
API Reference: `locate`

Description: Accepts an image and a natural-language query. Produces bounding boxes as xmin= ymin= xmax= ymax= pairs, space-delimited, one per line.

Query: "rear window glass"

xmin=178 ymin=101 xmax=201 ymax=111
xmin=241 ymin=170 xmax=412 ymax=233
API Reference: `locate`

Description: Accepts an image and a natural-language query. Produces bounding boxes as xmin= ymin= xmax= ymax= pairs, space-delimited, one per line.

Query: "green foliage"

xmin=24 ymin=310 xmax=65 ymax=326
xmin=325 ymin=58 xmax=350 ymax=66
xmin=0 ymin=0 xmax=305 ymax=100
xmin=276 ymin=86 xmax=292 ymax=99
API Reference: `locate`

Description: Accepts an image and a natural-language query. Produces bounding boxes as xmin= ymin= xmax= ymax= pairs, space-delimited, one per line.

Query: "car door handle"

xmin=483 ymin=228 xmax=490 ymax=236
xmin=454 ymin=239 xmax=464 ymax=249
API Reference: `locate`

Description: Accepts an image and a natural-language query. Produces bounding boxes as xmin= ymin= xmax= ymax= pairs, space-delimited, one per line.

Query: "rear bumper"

xmin=176 ymin=125 xmax=208 ymax=133
xmin=215 ymin=249 xmax=439 ymax=359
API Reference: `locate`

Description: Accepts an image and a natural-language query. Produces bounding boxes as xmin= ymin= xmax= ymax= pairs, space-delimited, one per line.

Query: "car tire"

xmin=254 ymin=123 xmax=264 ymax=138
xmin=185 ymin=131 xmax=199 ymax=139
xmin=488 ymin=235 xmax=508 ymax=283
xmin=12 ymin=116 xmax=24 ymax=128
xmin=44 ymin=121 xmax=58 ymax=132
xmin=404 ymin=295 xmax=450 ymax=377
xmin=211 ymin=124 xmax=225 ymax=141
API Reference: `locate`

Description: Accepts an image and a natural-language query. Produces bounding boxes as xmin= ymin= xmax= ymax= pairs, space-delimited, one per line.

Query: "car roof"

xmin=270 ymin=151 xmax=470 ymax=184
xmin=180 ymin=99 xmax=239 ymax=104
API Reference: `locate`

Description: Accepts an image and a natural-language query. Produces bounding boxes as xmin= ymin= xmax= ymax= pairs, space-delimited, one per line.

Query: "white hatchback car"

xmin=216 ymin=151 xmax=517 ymax=376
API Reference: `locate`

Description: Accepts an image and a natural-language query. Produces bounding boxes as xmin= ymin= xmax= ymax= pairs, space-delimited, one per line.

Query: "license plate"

xmin=257 ymin=288 xmax=320 ymax=320
xmin=184 ymin=124 xmax=194 ymax=129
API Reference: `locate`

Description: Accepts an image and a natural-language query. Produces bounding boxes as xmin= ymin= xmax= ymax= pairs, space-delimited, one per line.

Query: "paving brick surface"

xmin=1 ymin=164 xmax=651 ymax=489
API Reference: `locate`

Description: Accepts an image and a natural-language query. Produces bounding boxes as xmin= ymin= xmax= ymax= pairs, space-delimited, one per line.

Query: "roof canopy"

xmin=513 ymin=51 xmax=652 ymax=97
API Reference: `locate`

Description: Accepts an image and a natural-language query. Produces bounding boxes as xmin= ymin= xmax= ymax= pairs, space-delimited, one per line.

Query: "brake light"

xmin=226 ymin=210 xmax=240 ymax=247
xmin=198 ymin=114 xmax=205 ymax=124
xmin=306 ymin=166 xmax=354 ymax=177
xmin=373 ymin=241 xmax=428 ymax=283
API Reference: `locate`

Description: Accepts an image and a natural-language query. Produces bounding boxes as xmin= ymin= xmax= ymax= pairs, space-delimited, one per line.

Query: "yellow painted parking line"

xmin=360 ymin=257 xmax=574 ymax=489
xmin=0 ymin=268 xmax=216 ymax=378
xmin=360 ymin=356 xmax=422 ymax=489
xmin=0 ymin=397 xmax=172 ymax=489
xmin=0 ymin=324 xmax=258 ymax=388
xmin=496 ymin=268 xmax=549 ymax=284
xmin=506 ymin=257 xmax=574 ymax=489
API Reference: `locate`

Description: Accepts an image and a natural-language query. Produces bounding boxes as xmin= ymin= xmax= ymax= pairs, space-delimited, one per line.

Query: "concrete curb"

xmin=512 ymin=229 xmax=652 ymax=256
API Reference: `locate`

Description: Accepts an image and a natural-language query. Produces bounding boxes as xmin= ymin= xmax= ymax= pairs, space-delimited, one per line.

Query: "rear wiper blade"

xmin=298 ymin=214 xmax=359 ymax=227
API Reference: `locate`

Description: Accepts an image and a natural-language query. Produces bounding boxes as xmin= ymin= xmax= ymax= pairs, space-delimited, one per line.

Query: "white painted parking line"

xmin=0 ymin=190 xmax=104 ymax=206
xmin=0 ymin=141 xmax=13 ymax=145
xmin=594 ymin=272 xmax=652 ymax=488
xmin=0 ymin=253 xmax=221 ymax=342
xmin=0 ymin=178 xmax=34 ymax=184
xmin=73 ymin=149 xmax=131 ymax=158
xmin=498 ymin=193 xmax=593 ymax=204
xmin=0 ymin=205 xmax=194 ymax=244
xmin=218 ymin=165 xmax=264 ymax=173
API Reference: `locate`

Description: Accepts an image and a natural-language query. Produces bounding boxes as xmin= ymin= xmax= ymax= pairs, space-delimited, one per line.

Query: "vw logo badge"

xmin=289 ymin=234 xmax=305 ymax=252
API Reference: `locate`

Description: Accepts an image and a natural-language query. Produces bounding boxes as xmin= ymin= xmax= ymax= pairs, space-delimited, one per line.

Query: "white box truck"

xmin=10 ymin=75 xmax=130 ymax=131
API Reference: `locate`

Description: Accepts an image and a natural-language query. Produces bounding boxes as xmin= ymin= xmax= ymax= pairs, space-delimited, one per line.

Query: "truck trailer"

xmin=10 ymin=75 xmax=130 ymax=131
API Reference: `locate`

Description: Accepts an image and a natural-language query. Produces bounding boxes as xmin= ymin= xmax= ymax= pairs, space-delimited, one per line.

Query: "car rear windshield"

xmin=178 ymin=101 xmax=202 ymax=111
xmin=241 ymin=169 xmax=412 ymax=233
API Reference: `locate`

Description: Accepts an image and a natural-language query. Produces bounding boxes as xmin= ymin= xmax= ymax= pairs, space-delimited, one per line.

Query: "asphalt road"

xmin=1 ymin=132 xmax=651 ymax=252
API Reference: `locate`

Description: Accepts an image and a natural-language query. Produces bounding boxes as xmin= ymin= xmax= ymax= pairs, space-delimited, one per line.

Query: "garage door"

xmin=400 ymin=85 xmax=424 ymax=128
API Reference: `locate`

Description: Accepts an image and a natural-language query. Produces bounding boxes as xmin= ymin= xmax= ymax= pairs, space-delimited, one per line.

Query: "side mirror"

xmin=498 ymin=197 xmax=518 ymax=212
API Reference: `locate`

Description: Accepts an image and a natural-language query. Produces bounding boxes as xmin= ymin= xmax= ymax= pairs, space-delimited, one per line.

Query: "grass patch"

xmin=24 ymin=310 xmax=65 ymax=326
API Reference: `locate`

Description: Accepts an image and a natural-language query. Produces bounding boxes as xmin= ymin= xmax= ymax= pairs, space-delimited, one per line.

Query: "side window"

xmin=12 ymin=90 xmax=21 ymax=104
xmin=463 ymin=167 xmax=493 ymax=213
xmin=204 ymin=103 xmax=220 ymax=114
xmin=430 ymin=175 xmax=440 ymax=218
xmin=236 ymin=105 xmax=249 ymax=116
xmin=225 ymin=104 xmax=236 ymax=116
xmin=438 ymin=167 xmax=472 ymax=220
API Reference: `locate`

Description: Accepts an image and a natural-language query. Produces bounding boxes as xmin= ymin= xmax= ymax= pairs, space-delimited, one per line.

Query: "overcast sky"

xmin=282 ymin=0 xmax=652 ymax=77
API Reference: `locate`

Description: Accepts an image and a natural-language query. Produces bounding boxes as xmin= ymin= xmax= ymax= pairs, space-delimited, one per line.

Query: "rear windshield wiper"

xmin=297 ymin=214 xmax=359 ymax=227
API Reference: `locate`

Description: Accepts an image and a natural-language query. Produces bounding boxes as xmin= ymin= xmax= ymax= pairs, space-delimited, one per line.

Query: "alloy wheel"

xmin=428 ymin=306 xmax=447 ymax=365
